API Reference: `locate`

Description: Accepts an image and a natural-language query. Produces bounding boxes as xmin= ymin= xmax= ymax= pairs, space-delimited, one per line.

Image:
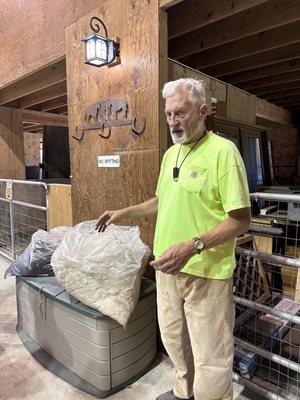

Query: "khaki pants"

xmin=156 ymin=271 xmax=235 ymax=400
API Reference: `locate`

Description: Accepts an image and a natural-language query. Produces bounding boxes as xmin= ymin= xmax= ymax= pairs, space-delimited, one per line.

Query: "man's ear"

xmin=199 ymin=103 xmax=208 ymax=120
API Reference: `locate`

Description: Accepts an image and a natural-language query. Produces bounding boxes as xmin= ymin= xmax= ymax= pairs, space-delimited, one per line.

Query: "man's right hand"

xmin=95 ymin=210 xmax=125 ymax=232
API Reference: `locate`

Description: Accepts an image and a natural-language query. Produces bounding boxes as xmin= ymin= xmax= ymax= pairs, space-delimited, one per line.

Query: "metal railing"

xmin=0 ymin=179 xmax=48 ymax=260
xmin=233 ymin=191 xmax=300 ymax=400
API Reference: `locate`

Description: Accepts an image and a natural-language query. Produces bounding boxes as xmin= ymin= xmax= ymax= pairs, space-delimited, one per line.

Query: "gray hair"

xmin=162 ymin=78 xmax=206 ymax=105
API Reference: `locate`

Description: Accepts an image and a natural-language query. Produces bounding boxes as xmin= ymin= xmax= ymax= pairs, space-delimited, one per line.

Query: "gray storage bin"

xmin=16 ymin=276 xmax=157 ymax=398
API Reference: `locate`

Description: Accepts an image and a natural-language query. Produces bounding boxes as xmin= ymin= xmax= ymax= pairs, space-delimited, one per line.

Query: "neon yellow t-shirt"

xmin=153 ymin=131 xmax=250 ymax=279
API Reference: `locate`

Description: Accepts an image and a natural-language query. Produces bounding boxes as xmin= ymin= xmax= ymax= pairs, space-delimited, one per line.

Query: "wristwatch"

xmin=193 ymin=236 xmax=205 ymax=254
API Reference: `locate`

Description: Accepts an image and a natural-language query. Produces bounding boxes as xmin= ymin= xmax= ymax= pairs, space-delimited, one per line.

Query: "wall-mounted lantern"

xmin=82 ymin=17 xmax=120 ymax=67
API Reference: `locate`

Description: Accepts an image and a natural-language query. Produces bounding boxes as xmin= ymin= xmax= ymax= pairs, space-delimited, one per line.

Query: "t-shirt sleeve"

xmin=218 ymin=143 xmax=251 ymax=213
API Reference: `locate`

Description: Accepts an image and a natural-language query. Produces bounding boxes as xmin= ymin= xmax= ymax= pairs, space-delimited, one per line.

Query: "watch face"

xmin=195 ymin=239 xmax=204 ymax=250
xmin=197 ymin=241 xmax=204 ymax=250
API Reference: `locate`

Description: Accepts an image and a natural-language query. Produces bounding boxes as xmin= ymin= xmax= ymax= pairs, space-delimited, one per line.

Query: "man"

xmin=96 ymin=78 xmax=251 ymax=400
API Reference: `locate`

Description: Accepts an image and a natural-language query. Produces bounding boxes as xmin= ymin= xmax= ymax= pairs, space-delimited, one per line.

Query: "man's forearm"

xmin=122 ymin=197 xmax=158 ymax=219
xmin=200 ymin=216 xmax=250 ymax=251
xmin=187 ymin=208 xmax=251 ymax=255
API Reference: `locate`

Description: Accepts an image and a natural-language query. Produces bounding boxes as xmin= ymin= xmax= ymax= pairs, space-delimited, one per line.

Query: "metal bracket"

xmin=72 ymin=99 xmax=146 ymax=140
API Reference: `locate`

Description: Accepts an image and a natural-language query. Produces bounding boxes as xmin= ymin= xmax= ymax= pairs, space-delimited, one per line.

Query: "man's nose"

xmin=168 ymin=114 xmax=179 ymax=127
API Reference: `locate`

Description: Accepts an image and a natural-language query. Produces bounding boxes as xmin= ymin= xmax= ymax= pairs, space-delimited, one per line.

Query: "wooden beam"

xmin=200 ymin=43 xmax=300 ymax=77
xmin=159 ymin=0 xmax=183 ymax=9
xmin=23 ymin=122 xmax=39 ymax=127
xmin=251 ymin=81 xmax=300 ymax=96
xmin=256 ymin=98 xmax=294 ymax=124
xmin=265 ymin=94 xmax=300 ymax=104
xmin=31 ymin=95 xmax=68 ymax=112
xmin=48 ymin=105 xmax=68 ymax=114
xmin=219 ymin=58 xmax=300 ymax=84
xmin=183 ymin=20 xmax=300 ymax=68
xmin=238 ymin=70 xmax=300 ymax=90
xmin=14 ymin=81 xmax=67 ymax=109
xmin=169 ymin=0 xmax=300 ymax=59
xmin=23 ymin=124 xmax=42 ymax=130
xmin=22 ymin=109 xmax=68 ymax=127
xmin=274 ymin=99 xmax=300 ymax=107
xmin=23 ymin=125 xmax=43 ymax=132
xmin=0 ymin=59 xmax=66 ymax=105
xmin=261 ymin=88 xmax=300 ymax=100
xmin=169 ymin=0 xmax=269 ymax=39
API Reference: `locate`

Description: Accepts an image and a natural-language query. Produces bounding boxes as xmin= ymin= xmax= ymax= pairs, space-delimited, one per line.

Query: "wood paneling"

xmin=168 ymin=0 xmax=269 ymax=39
xmin=66 ymin=1 xmax=166 ymax=247
xmin=0 ymin=106 xmax=25 ymax=179
xmin=169 ymin=61 xmax=225 ymax=104
xmin=159 ymin=11 xmax=169 ymax=160
xmin=0 ymin=0 xmax=107 ymax=88
xmin=256 ymin=98 xmax=294 ymax=124
xmin=48 ymin=184 xmax=73 ymax=229
xmin=23 ymin=132 xmax=41 ymax=165
xmin=226 ymin=86 xmax=257 ymax=125
xmin=168 ymin=0 xmax=300 ymax=59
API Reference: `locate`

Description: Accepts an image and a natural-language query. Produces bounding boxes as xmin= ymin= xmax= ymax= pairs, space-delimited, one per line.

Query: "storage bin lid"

xmin=17 ymin=276 xmax=156 ymax=319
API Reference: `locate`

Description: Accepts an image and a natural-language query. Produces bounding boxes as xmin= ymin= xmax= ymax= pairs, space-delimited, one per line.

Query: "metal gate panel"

xmin=0 ymin=179 xmax=48 ymax=260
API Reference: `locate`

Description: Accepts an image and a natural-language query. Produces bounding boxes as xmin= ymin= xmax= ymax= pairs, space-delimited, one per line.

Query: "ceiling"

xmin=167 ymin=0 xmax=300 ymax=114
xmin=0 ymin=59 xmax=67 ymax=135
xmin=0 ymin=0 xmax=299 ymax=135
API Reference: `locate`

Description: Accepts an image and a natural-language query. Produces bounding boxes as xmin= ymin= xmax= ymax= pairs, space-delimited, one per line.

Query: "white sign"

xmin=98 ymin=155 xmax=120 ymax=168
xmin=5 ymin=181 xmax=12 ymax=199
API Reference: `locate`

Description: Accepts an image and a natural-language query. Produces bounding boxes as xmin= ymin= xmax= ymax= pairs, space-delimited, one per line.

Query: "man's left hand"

xmin=150 ymin=240 xmax=196 ymax=275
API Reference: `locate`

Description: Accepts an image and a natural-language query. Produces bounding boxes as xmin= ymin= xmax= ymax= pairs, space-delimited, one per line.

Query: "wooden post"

xmin=66 ymin=1 xmax=168 ymax=246
xmin=0 ymin=106 xmax=25 ymax=179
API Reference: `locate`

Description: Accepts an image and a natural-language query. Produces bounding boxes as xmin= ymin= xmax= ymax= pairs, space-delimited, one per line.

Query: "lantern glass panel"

xmin=96 ymin=39 xmax=108 ymax=61
xmin=86 ymin=38 xmax=96 ymax=60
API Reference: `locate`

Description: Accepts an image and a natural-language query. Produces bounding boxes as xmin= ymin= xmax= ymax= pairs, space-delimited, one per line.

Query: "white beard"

xmin=171 ymin=131 xmax=188 ymax=144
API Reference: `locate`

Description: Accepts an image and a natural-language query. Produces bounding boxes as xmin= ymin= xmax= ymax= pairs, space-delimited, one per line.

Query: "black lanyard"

xmin=173 ymin=133 xmax=206 ymax=182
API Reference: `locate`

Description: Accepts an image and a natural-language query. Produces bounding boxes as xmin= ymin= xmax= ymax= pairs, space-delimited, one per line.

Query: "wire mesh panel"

xmin=250 ymin=192 xmax=300 ymax=298
xmin=0 ymin=179 xmax=48 ymax=259
xmin=234 ymin=192 xmax=300 ymax=400
xmin=14 ymin=204 xmax=47 ymax=257
xmin=0 ymin=199 xmax=12 ymax=256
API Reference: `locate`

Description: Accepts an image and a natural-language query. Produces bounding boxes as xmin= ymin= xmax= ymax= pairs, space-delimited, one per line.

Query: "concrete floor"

xmin=0 ymin=255 xmax=262 ymax=400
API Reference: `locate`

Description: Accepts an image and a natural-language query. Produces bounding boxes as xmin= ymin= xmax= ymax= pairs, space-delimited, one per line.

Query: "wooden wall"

xmin=169 ymin=60 xmax=257 ymax=125
xmin=23 ymin=133 xmax=41 ymax=165
xmin=0 ymin=0 xmax=107 ymax=88
xmin=0 ymin=106 xmax=25 ymax=179
xmin=48 ymin=184 xmax=73 ymax=229
xmin=66 ymin=0 xmax=167 ymax=246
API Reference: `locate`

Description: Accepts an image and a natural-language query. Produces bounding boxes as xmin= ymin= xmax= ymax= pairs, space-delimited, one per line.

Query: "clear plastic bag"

xmin=4 ymin=227 xmax=71 ymax=278
xmin=51 ymin=221 xmax=151 ymax=328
